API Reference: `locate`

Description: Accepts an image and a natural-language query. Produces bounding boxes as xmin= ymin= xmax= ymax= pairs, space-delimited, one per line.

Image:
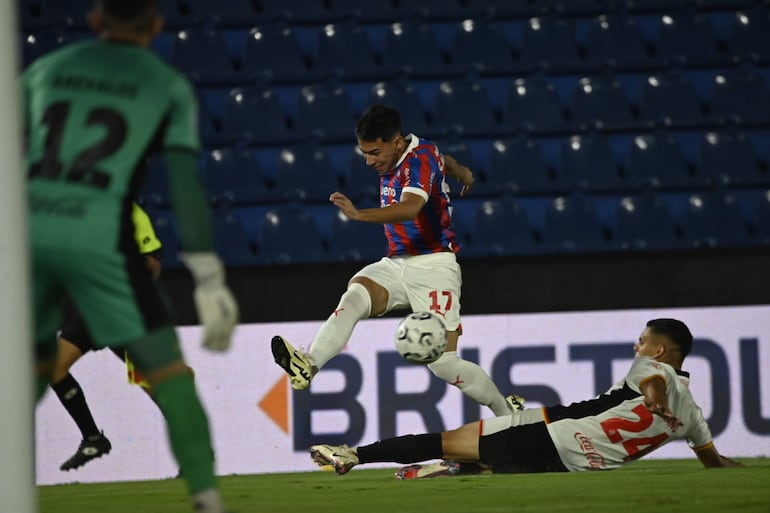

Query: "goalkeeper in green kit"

xmin=23 ymin=1 xmax=239 ymax=512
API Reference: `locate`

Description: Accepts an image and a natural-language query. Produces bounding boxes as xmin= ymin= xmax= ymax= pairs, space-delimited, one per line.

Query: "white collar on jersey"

xmin=393 ymin=133 xmax=420 ymax=170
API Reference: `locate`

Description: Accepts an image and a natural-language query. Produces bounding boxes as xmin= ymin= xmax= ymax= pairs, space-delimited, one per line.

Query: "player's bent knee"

xmin=124 ymin=326 xmax=188 ymax=385
xmin=427 ymin=351 xmax=460 ymax=379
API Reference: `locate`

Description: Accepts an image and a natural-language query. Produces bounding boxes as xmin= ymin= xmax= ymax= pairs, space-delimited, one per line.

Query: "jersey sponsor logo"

xmin=381 ymin=186 xmax=398 ymax=198
xmin=29 ymin=194 xmax=86 ymax=217
xmin=574 ymin=432 xmax=606 ymax=469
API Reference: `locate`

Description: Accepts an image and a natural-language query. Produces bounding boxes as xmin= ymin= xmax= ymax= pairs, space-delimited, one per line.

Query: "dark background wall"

xmin=161 ymin=248 xmax=770 ymax=325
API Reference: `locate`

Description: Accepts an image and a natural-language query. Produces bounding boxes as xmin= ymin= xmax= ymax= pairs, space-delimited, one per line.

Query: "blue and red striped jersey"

xmin=379 ymin=135 xmax=459 ymax=256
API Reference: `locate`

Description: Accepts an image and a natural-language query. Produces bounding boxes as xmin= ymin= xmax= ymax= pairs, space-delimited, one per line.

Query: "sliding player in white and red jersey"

xmin=271 ymin=104 xmax=516 ymax=418
xmin=309 ymin=319 xmax=742 ymax=477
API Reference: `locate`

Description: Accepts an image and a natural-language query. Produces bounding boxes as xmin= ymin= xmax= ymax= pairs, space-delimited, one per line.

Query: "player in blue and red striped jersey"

xmin=272 ymin=105 xmax=517 ymax=419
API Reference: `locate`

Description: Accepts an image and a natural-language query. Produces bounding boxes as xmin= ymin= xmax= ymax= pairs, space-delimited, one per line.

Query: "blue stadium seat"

xmin=559 ymin=134 xmax=626 ymax=193
xmin=380 ymin=21 xmax=459 ymax=79
xmin=137 ymin=156 xmax=170 ymax=208
xmin=625 ymin=133 xmax=708 ymax=190
xmin=19 ymin=0 xmax=48 ymax=30
xmin=433 ymin=79 xmax=499 ymax=137
xmin=315 ymin=22 xmax=381 ymax=81
xmin=571 ymin=76 xmax=644 ymax=132
xmin=327 ymin=210 xmax=386 ymax=263
xmin=329 ymin=0 xmax=402 ymax=22
xmin=212 ymin=208 xmax=259 ymax=266
xmin=21 ymin=32 xmax=67 ymax=67
xmin=43 ymin=0 xmax=89 ymax=29
xmin=223 ymin=86 xmax=292 ymax=144
xmin=585 ymin=14 xmax=658 ymax=71
xmin=272 ymin=143 xmax=340 ymax=202
xmin=241 ymin=24 xmax=314 ymax=83
xmin=197 ymin=92 xmax=229 ymax=147
xmin=464 ymin=199 xmax=538 ymax=257
xmin=187 ymin=0 xmax=260 ymax=27
xmin=450 ymin=19 xmax=517 ymax=76
xmin=258 ymin=205 xmax=326 ymax=264
xmin=294 ymin=83 xmax=357 ymax=142
xmin=258 ymin=0 xmax=334 ymax=24
xmin=398 ymin=0 xmax=469 ymax=21
xmin=367 ymin=81 xmax=431 ymax=136
xmin=694 ymin=0 xmax=755 ymax=9
xmin=654 ymin=12 xmax=731 ymax=68
xmin=727 ymin=7 xmax=770 ymax=65
xmin=542 ymin=196 xmax=609 ymax=253
xmin=461 ymin=0 xmax=543 ymax=18
xmin=638 ymin=73 xmax=708 ymax=128
xmin=157 ymin=0 xmax=188 ymax=30
xmin=502 ymin=77 xmax=572 ymax=134
xmin=171 ymin=26 xmax=238 ymax=85
xmin=485 ymin=138 xmax=563 ymax=195
xmin=622 ymin=0 xmax=689 ymax=12
xmin=680 ymin=192 xmax=752 ymax=248
xmin=613 ymin=195 xmax=680 ymax=251
xmin=696 ymin=131 xmax=768 ymax=188
xmin=552 ymin=0 xmax=615 ymax=17
xmin=343 ymin=148 xmax=379 ymax=202
xmin=519 ymin=17 xmax=597 ymax=73
xmin=709 ymin=70 xmax=770 ymax=127
xmin=202 ymin=148 xmax=269 ymax=206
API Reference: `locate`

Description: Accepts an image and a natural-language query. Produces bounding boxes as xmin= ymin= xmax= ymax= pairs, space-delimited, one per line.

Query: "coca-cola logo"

xmin=574 ymin=432 xmax=606 ymax=470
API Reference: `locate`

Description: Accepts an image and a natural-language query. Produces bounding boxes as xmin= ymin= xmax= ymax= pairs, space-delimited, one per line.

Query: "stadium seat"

xmin=241 ymin=24 xmax=314 ymax=83
xmin=187 ymin=0 xmax=261 ymax=27
xmin=558 ymin=134 xmax=626 ymax=193
xmin=315 ymin=21 xmax=381 ymax=81
xmin=461 ymin=0 xmax=543 ymax=18
xmin=137 ymin=156 xmax=170 ymax=208
xmin=708 ymin=70 xmax=770 ymax=127
xmin=272 ymin=143 xmax=340 ymax=202
xmin=571 ymin=76 xmax=643 ymax=132
xmin=727 ymin=7 xmax=770 ymax=65
xmin=329 ymin=0 xmax=402 ymax=22
xmin=294 ymin=82 xmax=357 ymax=142
xmin=696 ymin=132 xmax=768 ymax=188
xmin=755 ymin=189 xmax=770 ymax=243
xmin=625 ymin=133 xmax=708 ymax=190
xmin=654 ymin=12 xmax=731 ymax=68
xmin=680 ymin=192 xmax=752 ymax=248
xmin=502 ymin=77 xmax=572 ymax=134
xmin=43 ymin=0 xmax=90 ymax=28
xmin=397 ymin=0 xmax=470 ymax=20
xmin=694 ymin=0 xmax=755 ymax=9
xmin=367 ymin=81 xmax=431 ymax=136
xmin=541 ymin=196 xmax=609 ymax=253
xmin=171 ymin=26 xmax=238 ymax=85
xmin=622 ymin=0 xmax=689 ymax=12
xmin=343 ymin=148 xmax=379 ymax=202
xmin=202 ymin=147 xmax=269 ymax=206
xmin=552 ymin=0 xmax=615 ymax=17
xmin=380 ymin=21 xmax=459 ymax=79
xmin=519 ymin=17 xmax=596 ymax=73
xmin=613 ymin=195 xmax=680 ymax=251
xmin=450 ymin=19 xmax=517 ymax=76
xmin=257 ymin=0 xmax=335 ymax=24
xmin=197 ymin=91 xmax=229 ymax=147
xmin=585 ymin=14 xmax=658 ymax=71
xmin=638 ymin=73 xmax=708 ymax=128
xmin=19 ymin=0 xmax=48 ymax=30
xmin=327 ymin=210 xmax=386 ymax=263
xmin=212 ymin=208 xmax=259 ymax=266
xmin=258 ymin=205 xmax=326 ymax=264
xmin=223 ymin=86 xmax=292 ymax=145
xmin=485 ymin=138 xmax=563 ymax=195
xmin=21 ymin=32 xmax=67 ymax=67
xmin=464 ymin=199 xmax=538 ymax=257
xmin=156 ymin=0 xmax=188 ymax=29
xmin=433 ymin=79 xmax=499 ymax=137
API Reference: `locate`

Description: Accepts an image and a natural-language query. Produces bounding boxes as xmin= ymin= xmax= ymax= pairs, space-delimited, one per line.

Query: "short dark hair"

xmin=355 ymin=105 xmax=402 ymax=142
xmin=96 ymin=0 xmax=157 ymax=22
xmin=646 ymin=318 xmax=693 ymax=358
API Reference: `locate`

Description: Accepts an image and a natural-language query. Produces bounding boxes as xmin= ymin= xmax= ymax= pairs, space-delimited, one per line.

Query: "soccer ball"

xmin=394 ymin=312 xmax=448 ymax=364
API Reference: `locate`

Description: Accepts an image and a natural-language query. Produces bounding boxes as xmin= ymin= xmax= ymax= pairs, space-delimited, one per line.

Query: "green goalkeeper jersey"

xmin=23 ymin=39 xmax=200 ymax=254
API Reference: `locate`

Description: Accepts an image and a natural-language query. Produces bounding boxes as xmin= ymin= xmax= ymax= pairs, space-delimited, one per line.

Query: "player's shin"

xmin=428 ymin=351 xmax=511 ymax=416
xmin=308 ymin=282 xmax=371 ymax=368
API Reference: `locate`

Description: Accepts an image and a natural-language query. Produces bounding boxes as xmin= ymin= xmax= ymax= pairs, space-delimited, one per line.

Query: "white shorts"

xmin=353 ymin=252 xmax=462 ymax=330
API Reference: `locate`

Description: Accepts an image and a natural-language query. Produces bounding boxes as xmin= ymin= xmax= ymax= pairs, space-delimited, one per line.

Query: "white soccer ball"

xmin=394 ymin=311 xmax=448 ymax=364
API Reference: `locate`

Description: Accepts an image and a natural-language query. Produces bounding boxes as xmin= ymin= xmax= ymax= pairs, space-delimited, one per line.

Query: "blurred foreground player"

xmin=25 ymin=1 xmax=238 ymax=511
xmin=310 ymin=319 xmax=742 ymax=477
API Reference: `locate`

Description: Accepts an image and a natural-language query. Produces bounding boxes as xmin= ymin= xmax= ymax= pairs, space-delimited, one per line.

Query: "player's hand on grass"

xmin=181 ymin=252 xmax=239 ymax=352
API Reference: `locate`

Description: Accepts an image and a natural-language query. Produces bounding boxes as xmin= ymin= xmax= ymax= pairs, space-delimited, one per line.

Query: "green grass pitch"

xmin=39 ymin=458 xmax=770 ymax=513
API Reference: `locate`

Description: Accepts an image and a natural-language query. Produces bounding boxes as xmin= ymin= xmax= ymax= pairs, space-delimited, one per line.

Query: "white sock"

xmin=309 ymin=282 xmax=372 ymax=369
xmin=192 ymin=488 xmax=224 ymax=513
xmin=428 ymin=351 xmax=511 ymax=416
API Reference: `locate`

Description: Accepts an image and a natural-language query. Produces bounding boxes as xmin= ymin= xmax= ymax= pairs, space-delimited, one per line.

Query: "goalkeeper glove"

xmin=180 ymin=252 xmax=239 ymax=352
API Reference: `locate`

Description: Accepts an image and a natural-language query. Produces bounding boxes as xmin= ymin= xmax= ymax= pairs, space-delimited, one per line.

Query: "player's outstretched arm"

xmin=167 ymin=149 xmax=239 ymax=352
xmin=694 ymin=444 xmax=743 ymax=468
xmin=443 ymin=154 xmax=475 ymax=197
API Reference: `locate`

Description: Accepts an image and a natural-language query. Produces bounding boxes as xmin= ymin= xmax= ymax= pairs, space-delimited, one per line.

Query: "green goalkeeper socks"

xmin=152 ymin=371 xmax=217 ymax=494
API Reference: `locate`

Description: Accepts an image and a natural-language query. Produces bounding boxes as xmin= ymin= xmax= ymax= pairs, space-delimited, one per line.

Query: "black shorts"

xmin=59 ymin=304 xmax=124 ymax=360
xmin=478 ymin=421 xmax=569 ymax=473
